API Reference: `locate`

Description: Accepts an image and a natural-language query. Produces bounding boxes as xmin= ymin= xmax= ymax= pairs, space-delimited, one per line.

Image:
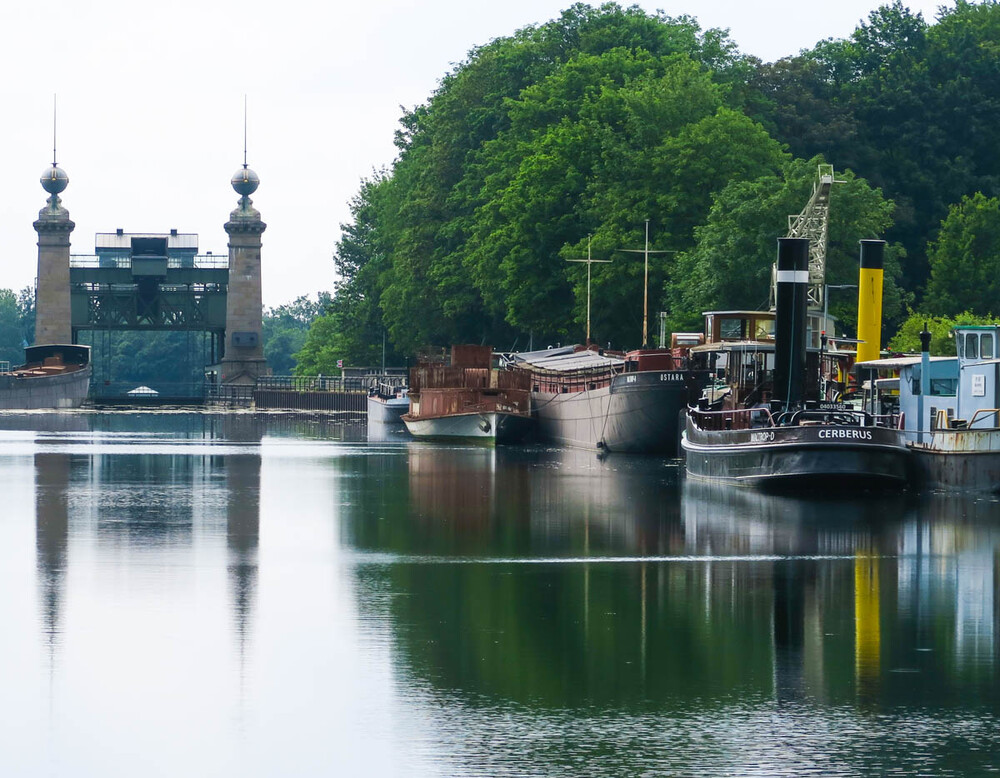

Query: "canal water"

xmin=1 ymin=411 xmax=998 ymax=777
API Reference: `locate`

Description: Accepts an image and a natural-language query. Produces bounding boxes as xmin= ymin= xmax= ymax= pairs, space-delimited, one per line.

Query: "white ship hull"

xmin=403 ymin=411 xmax=533 ymax=444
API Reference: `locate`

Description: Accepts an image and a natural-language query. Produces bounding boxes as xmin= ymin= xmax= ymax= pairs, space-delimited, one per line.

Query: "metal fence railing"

xmin=84 ymin=373 xmax=410 ymax=409
xmin=70 ymin=254 xmax=229 ymax=269
xmin=257 ymin=373 xmax=407 ymax=393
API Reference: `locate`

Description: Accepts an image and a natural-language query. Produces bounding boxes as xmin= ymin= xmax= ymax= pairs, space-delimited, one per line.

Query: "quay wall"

xmin=253 ymin=389 xmax=367 ymax=413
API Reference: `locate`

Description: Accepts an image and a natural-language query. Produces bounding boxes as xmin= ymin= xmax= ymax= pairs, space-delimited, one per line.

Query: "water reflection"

xmin=35 ymin=452 xmax=70 ymax=660
xmin=344 ymin=446 xmax=1000 ymax=746
xmin=10 ymin=413 xmax=1000 ymax=775
xmin=226 ymin=453 xmax=261 ymax=667
xmin=30 ymin=415 xmax=263 ymax=691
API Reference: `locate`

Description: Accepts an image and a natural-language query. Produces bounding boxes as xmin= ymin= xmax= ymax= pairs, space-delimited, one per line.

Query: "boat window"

xmin=966 ymin=333 xmax=979 ymax=360
xmin=982 ymin=333 xmax=994 ymax=359
xmin=720 ymin=318 xmax=745 ymax=340
xmin=753 ymin=319 xmax=775 ymax=340
xmin=930 ymin=378 xmax=957 ymax=396
xmin=956 ymin=335 xmax=964 ymax=358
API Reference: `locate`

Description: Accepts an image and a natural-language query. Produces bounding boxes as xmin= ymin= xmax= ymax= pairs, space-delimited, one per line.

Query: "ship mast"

xmin=566 ymin=236 xmax=612 ymax=345
xmin=619 ymin=220 xmax=672 ymax=347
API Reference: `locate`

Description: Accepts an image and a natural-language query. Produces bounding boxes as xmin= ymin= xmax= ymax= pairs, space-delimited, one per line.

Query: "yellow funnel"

xmin=856 ymin=240 xmax=886 ymax=364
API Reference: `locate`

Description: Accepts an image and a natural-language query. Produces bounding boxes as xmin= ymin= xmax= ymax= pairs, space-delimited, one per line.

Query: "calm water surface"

xmin=1 ymin=411 xmax=998 ymax=776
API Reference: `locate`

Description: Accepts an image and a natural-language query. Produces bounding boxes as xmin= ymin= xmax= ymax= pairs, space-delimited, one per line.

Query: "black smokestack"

xmin=774 ymin=237 xmax=810 ymax=410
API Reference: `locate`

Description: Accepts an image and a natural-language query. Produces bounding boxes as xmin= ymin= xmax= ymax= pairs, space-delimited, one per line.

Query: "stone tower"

xmin=221 ymin=164 xmax=267 ymax=384
xmin=34 ymin=163 xmax=74 ymax=345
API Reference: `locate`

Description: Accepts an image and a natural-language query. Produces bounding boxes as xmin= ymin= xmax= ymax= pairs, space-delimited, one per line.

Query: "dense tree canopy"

xmin=889 ymin=310 xmax=1000 ymax=354
xmin=302 ymin=1 xmax=1000 ymax=363
xmin=0 ymin=286 xmax=37 ymax=366
xmin=751 ymin=0 xmax=1000 ymax=292
xmin=0 ymin=290 xmax=23 ymax=366
xmin=262 ymin=294 xmax=331 ymax=375
xmin=923 ymin=193 xmax=1000 ymax=316
xmin=670 ymin=157 xmax=909 ymax=333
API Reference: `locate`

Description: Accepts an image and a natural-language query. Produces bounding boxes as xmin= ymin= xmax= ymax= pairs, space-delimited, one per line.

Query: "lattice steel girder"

xmin=769 ymin=164 xmax=838 ymax=310
xmin=71 ymin=286 xmax=228 ymax=331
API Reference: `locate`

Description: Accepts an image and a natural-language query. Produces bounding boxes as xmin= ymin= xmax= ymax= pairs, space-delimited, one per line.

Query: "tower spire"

xmin=223 ymin=96 xmax=267 ymax=386
xmin=35 ymin=97 xmax=75 ymax=346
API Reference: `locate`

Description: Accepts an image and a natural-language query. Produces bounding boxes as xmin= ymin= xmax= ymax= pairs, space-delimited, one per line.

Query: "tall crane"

xmin=769 ymin=164 xmax=842 ymax=311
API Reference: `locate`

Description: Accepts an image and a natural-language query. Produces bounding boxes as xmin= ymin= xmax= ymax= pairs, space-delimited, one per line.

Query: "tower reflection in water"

xmin=34 ymin=451 xmax=70 ymax=661
xmin=222 ymin=421 xmax=263 ymax=665
xmin=33 ymin=415 xmax=263 ymax=684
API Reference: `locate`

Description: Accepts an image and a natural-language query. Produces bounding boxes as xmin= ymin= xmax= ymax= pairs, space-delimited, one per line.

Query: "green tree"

xmin=750 ymin=1 xmax=1000 ymax=295
xmin=669 ymin=157 xmax=908 ymax=338
xmin=17 ymin=286 xmax=34 ymax=346
xmin=293 ymin=314 xmax=341 ymax=376
xmin=462 ymin=49 xmax=781 ymax=347
xmin=889 ymin=310 xmax=1000 ymax=354
xmin=924 ymin=193 xmax=1000 ymax=316
xmin=342 ymin=4 xmax=754 ymax=355
xmin=0 ymin=289 xmax=23 ymax=366
xmin=262 ymin=293 xmax=331 ymax=375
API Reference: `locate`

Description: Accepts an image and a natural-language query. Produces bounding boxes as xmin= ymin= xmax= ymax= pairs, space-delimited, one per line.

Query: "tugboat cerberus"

xmin=681 ymin=237 xmax=910 ymax=489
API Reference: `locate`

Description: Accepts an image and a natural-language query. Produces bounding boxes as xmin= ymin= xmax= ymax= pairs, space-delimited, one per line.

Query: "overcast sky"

xmin=0 ymin=0 xmax=946 ymax=308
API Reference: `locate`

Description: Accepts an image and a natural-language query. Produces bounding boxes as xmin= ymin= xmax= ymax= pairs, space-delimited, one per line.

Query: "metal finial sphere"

xmin=232 ymin=166 xmax=259 ymax=197
xmin=40 ymin=165 xmax=68 ymax=195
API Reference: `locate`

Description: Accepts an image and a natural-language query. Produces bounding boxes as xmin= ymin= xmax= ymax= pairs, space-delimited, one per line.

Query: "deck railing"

xmin=690 ymin=405 xmax=902 ymax=432
xmin=689 ymin=406 xmax=774 ymax=431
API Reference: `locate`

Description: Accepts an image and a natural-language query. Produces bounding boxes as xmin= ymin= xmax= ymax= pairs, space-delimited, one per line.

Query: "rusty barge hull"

xmin=910 ymin=429 xmax=1000 ymax=492
xmin=405 ymin=345 xmax=534 ymax=444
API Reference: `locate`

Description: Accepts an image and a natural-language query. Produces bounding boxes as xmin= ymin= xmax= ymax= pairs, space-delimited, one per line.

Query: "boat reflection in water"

xmin=343 ymin=453 xmax=1000 ymax=775
xmin=366 ymin=419 xmax=411 ymax=444
xmin=16 ymin=414 xmax=1000 ymax=777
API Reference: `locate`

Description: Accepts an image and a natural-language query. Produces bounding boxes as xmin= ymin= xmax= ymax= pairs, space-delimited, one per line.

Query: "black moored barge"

xmin=681 ymin=237 xmax=910 ymax=489
xmin=683 ymin=406 xmax=910 ymax=488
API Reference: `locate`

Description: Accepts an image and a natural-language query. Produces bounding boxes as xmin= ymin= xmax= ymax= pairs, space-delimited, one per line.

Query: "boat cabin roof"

xmin=23 ymin=344 xmax=91 ymax=366
xmin=855 ymin=355 xmax=954 ymax=371
xmin=690 ymin=340 xmax=774 ymax=354
xmin=512 ymin=348 xmax=624 ymax=372
xmin=701 ymin=310 xmax=776 ymax=317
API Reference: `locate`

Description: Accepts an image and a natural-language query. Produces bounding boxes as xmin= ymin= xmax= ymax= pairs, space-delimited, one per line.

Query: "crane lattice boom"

xmin=769 ymin=164 xmax=840 ymax=310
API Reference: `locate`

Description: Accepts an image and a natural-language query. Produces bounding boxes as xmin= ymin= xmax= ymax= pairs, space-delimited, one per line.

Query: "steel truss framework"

xmin=769 ymin=164 xmax=842 ymax=310
xmin=72 ymin=284 xmax=227 ymax=331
